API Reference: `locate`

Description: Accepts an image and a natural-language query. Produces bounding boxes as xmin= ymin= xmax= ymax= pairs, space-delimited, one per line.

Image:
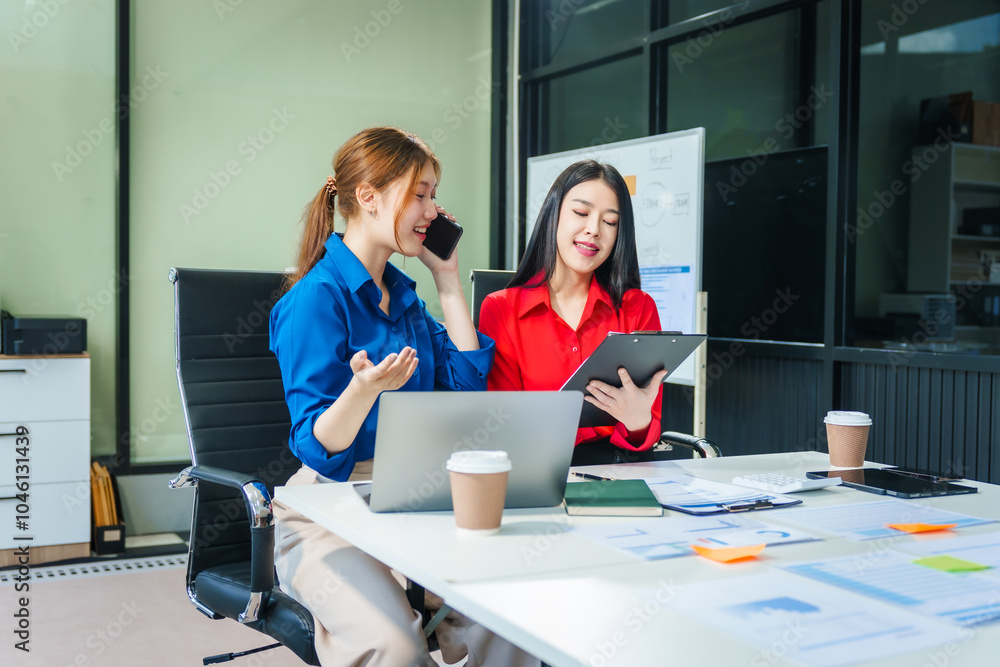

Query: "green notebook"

xmin=563 ymin=479 xmax=664 ymax=517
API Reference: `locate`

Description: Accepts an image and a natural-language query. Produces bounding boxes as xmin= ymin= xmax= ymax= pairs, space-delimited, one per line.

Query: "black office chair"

xmin=469 ymin=269 xmax=722 ymax=463
xmin=167 ymin=267 xmax=320 ymax=666
xmin=469 ymin=269 xmax=516 ymax=328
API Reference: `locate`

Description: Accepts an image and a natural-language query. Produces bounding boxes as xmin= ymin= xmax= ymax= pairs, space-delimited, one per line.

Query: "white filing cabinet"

xmin=0 ymin=354 xmax=91 ymax=566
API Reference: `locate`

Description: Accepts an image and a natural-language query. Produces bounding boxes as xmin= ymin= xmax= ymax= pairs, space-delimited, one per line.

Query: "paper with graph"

xmin=772 ymin=498 xmax=994 ymax=540
xmin=664 ymin=570 xmax=967 ymax=666
xmin=782 ymin=551 xmax=1000 ymax=626
xmin=571 ymin=513 xmax=817 ymax=560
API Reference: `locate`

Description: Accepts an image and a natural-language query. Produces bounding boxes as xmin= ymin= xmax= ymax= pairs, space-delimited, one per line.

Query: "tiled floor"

xmin=0 ymin=544 xmax=464 ymax=666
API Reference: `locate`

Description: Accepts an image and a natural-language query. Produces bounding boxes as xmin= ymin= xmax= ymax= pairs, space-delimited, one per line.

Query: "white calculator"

xmin=732 ymin=473 xmax=842 ymax=494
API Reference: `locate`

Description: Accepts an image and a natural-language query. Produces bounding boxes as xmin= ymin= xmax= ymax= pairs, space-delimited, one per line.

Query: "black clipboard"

xmin=665 ymin=496 xmax=803 ymax=515
xmin=560 ymin=332 xmax=707 ymax=428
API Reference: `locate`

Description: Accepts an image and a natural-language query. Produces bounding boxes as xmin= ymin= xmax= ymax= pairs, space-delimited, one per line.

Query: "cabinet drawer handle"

xmin=0 ymin=369 xmax=28 ymax=373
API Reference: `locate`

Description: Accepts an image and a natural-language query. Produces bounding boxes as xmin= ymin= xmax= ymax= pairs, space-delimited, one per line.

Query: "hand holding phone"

xmin=422 ymin=213 xmax=463 ymax=260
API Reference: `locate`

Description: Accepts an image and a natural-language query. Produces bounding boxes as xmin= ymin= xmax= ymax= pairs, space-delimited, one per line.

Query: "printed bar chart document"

xmin=571 ymin=514 xmax=818 ymax=560
xmin=663 ymin=570 xmax=967 ymax=667
xmin=898 ymin=531 xmax=1000 ymax=568
xmin=772 ymin=498 xmax=994 ymax=540
xmin=782 ymin=551 xmax=1000 ymax=626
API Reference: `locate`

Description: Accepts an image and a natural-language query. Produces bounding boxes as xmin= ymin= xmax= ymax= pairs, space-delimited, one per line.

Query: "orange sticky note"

xmin=623 ymin=175 xmax=637 ymax=195
xmin=886 ymin=523 xmax=957 ymax=534
xmin=691 ymin=543 xmax=766 ymax=562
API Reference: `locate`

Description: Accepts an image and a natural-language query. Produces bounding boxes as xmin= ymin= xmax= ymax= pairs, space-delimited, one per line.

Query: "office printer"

xmin=1 ymin=313 xmax=87 ymax=356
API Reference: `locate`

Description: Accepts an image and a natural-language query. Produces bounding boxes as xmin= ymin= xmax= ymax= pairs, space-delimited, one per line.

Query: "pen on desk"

xmin=573 ymin=472 xmax=615 ymax=482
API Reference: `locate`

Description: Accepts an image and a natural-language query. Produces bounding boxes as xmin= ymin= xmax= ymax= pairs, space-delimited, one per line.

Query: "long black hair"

xmin=508 ymin=159 xmax=640 ymax=310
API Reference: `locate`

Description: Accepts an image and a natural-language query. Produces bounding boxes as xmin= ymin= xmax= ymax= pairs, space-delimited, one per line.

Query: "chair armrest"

xmin=170 ymin=464 xmax=259 ymax=490
xmin=659 ymin=431 xmax=722 ymax=459
xmin=169 ymin=465 xmax=275 ymax=623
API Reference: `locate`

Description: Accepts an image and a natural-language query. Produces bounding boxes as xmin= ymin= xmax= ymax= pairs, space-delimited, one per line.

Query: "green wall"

xmin=130 ymin=1 xmax=494 ymax=464
xmin=0 ymin=0 xmax=117 ymax=456
xmin=2 ymin=1 xmax=494 ymax=465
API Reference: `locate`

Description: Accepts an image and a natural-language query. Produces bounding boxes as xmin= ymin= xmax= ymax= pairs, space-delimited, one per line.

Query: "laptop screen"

xmin=368 ymin=391 xmax=583 ymax=512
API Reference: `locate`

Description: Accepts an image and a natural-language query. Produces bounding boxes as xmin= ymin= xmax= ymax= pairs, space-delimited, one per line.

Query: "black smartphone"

xmin=422 ymin=213 xmax=463 ymax=260
xmin=881 ymin=464 xmax=964 ymax=482
xmin=806 ymin=468 xmax=977 ymax=498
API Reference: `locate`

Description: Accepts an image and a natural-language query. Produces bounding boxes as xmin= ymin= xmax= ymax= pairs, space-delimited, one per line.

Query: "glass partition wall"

xmin=852 ymin=0 xmax=1000 ymax=356
xmin=514 ymin=0 xmax=1000 ymax=479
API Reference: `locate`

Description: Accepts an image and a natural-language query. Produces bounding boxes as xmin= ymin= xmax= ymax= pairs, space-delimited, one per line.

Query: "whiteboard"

xmin=525 ymin=128 xmax=705 ymax=386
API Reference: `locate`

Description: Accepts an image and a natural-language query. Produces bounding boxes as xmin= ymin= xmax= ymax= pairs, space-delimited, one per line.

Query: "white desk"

xmin=276 ymin=452 xmax=1000 ymax=666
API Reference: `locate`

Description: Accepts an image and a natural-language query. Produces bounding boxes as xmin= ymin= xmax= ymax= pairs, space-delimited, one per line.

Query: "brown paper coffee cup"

xmin=824 ymin=411 xmax=872 ymax=468
xmin=449 ymin=470 xmax=509 ymax=532
xmin=446 ymin=451 xmax=512 ymax=535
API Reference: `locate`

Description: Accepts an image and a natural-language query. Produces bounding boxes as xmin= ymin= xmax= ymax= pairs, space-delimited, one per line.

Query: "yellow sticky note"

xmin=623 ymin=175 xmax=637 ymax=196
xmin=886 ymin=523 xmax=957 ymax=534
xmin=913 ymin=556 xmax=991 ymax=573
xmin=691 ymin=543 xmax=765 ymax=562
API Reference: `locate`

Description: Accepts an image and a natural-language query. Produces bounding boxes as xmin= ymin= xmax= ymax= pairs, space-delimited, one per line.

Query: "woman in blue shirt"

xmin=269 ymin=127 xmax=537 ymax=667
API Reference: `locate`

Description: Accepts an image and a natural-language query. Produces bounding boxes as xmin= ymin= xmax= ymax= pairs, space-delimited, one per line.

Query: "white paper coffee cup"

xmin=446 ymin=451 xmax=511 ymax=535
xmin=824 ymin=411 xmax=871 ymax=468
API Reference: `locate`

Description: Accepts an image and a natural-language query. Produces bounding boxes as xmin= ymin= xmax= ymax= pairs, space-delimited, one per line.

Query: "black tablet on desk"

xmin=560 ymin=332 xmax=706 ymax=428
xmin=806 ymin=468 xmax=977 ymax=498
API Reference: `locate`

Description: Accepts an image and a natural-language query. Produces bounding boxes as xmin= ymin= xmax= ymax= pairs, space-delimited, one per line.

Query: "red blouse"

xmin=478 ymin=276 xmax=663 ymax=451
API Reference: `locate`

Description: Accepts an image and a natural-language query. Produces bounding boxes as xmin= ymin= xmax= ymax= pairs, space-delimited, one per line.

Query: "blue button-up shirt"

xmin=269 ymin=233 xmax=495 ymax=481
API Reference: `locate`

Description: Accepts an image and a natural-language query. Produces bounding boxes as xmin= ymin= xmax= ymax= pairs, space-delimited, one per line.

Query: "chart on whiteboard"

xmin=640 ymin=266 xmax=694 ymax=334
xmin=526 ymin=128 xmax=705 ymax=385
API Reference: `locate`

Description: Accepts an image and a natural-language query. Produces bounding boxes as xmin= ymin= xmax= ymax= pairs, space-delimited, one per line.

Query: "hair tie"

xmin=325 ymin=175 xmax=338 ymax=196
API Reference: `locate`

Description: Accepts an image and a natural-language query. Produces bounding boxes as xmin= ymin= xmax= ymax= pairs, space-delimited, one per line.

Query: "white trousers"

xmin=274 ymin=464 xmax=540 ymax=667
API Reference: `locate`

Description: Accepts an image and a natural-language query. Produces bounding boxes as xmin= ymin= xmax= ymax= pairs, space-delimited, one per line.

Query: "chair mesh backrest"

xmin=171 ymin=268 xmax=299 ymax=578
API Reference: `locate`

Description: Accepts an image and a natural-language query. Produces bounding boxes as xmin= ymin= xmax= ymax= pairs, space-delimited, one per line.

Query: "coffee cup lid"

xmin=824 ymin=411 xmax=872 ymax=426
xmin=446 ymin=450 xmax=512 ymax=474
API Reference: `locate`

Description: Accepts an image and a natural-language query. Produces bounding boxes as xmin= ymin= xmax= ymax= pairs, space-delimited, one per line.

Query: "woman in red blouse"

xmin=478 ymin=160 xmax=668 ymax=465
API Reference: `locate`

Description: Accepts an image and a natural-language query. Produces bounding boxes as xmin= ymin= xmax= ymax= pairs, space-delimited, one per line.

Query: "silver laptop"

xmin=365 ymin=391 xmax=583 ymax=512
